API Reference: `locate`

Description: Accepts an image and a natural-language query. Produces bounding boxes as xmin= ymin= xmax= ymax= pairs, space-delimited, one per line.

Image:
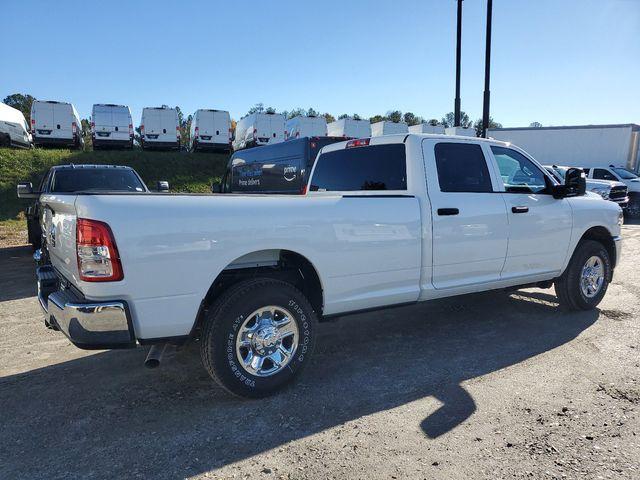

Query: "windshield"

xmin=612 ymin=167 xmax=638 ymax=179
xmin=51 ymin=168 xmax=146 ymax=193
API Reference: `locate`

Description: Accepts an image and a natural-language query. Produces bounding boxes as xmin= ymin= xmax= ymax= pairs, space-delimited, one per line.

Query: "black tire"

xmin=555 ymin=240 xmax=611 ymax=310
xmin=200 ymin=278 xmax=317 ymax=398
xmin=625 ymin=199 xmax=640 ymax=219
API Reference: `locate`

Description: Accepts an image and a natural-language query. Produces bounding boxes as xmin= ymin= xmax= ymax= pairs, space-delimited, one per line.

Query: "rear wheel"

xmin=555 ymin=240 xmax=611 ymax=310
xmin=200 ymin=278 xmax=317 ymax=398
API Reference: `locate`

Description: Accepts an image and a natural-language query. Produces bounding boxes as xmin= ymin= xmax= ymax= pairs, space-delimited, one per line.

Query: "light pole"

xmin=481 ymin=0 xmax=493 ymax=137
xmin=454 ymin=0 xmax=463 ymax=127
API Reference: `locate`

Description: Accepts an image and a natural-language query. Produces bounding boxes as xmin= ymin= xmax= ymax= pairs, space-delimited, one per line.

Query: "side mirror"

xmin=17 ymin=182 xmax=39 ymax=199
xmin=211 ymin=182 xmax=222 ymax=193
xmin=554 ymin=168 xmax=586 ymax=198
xmin=157 ymin=180 xmax=169 ymax=192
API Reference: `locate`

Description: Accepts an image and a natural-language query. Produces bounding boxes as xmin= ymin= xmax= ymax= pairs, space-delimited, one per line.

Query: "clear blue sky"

xmin=2 ymin=0 xmax=638 ymax=127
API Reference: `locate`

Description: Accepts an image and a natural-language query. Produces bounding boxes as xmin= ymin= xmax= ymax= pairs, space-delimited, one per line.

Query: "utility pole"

xmin=481 ymin=0 xmax=493 ymax=137
xmin=454 ymin=0 xmax=463 ymax=127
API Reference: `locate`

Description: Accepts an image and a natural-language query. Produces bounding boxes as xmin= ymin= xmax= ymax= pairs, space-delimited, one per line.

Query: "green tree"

xmin=352 ymin=114 xmax=362 ymax=121
xmin=386 ymin=110 xmax=403 ymax=123
xmin=338 ymin=114 xmax=349 ymax=120
xmin=265 ymin=106 xmax=276 ymax=114
xmin=369 ymin=114 xmax=385 ymax=123
xmin=529 ymin=121 xmax=543 ymax=128
xmin=322 ymin=113 xmax=335 ymax=123
xmin=427 ymin=118 xmax=440 ymax=126
xmin=175 ymin=106 xmax=192 ymax=147
xmin=441 ymin=111 xmax=472 ymax=128
xmin=247 ymin=103 xmax=265 ymax=115
xmin=3 ymin=93 xmax=36 ymax=124
xmin=81 ymin=118 xmax=92 ymax=149
xmin=403 ymin=112 xmax=424 ymax=126
xmin=473 ymin=117 xmax=502 ymax=137
xmin=307 ymin=107 xmax=318 ymax=117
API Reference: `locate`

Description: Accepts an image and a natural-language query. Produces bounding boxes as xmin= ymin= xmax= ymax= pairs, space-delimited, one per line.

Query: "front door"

xmin=488 ymin=146 xmax=573 ymax=279
xmin=422 ymin=140 xmax=509 ymax=289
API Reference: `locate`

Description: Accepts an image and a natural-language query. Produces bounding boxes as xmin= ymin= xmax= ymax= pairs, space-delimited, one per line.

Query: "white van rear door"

xmin=213 ymin=111 xmax=229 ymax=142
xmin=94 ymin=106 xmax=114 ymax=132
xmin=34 ymin=103 xmax=55 ymax=133
xmin=53 ymin=104 xmax=73 ymax=135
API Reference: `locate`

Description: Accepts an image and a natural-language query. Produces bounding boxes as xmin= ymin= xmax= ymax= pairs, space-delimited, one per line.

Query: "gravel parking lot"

xmin=1 ymin=224 xmax=639 ymax=480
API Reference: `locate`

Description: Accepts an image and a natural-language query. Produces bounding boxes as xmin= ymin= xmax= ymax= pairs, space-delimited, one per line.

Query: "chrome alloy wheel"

xmin=235 ymin=306 xmax=299 ymax=377
xmin=580 ymin=255 xmax=605 ymax=298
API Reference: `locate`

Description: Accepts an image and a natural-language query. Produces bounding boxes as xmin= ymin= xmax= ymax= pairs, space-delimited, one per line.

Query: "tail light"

xmin=346 ymin=138 xmax=370 ymax=148
xmin=76 ymin=218 xmax=123 ymax=282
xmin=31 ymin=118 xmax=35 ymax=133
xmin=253 ymin=128 xmax=257 ymax=140
xmin=128 ymin=123 xmax=133 ymax=136
xmin=300 ymin=184 xmax=308 ymax=195
xmin=72 ymin=122 xmax=77 ymax=135
xmin=228 ymin=128 xmax=233 ymax=140
xmin=194 ymin=126 xmax=199 ymax=138
xmin=90 ymin=121 xmax=95 ymax=133
xmin=140 ymin=124 xmax=145 ymax=134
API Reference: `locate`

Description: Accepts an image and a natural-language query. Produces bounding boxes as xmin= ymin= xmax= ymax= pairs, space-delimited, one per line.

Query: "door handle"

xmin=437 ymin=208 xmax=459 ymax=216
xmin=512 ymin=206 xmax=529 ymax=214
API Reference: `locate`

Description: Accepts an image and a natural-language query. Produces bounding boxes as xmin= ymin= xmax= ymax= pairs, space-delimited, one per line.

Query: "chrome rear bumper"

xmin=37 ymin=266 xmax=135 ymax=350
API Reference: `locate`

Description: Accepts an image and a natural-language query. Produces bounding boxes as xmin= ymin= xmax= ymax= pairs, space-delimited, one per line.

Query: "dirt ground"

xmin=1 ymin=225 xmax=639 ymax=480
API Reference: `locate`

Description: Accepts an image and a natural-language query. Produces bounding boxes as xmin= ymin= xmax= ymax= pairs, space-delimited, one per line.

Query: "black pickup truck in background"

xmin=17 ymin=164 xmax=167 ymax=251
xmin=217 ymin=136 xmax=346 ymax=194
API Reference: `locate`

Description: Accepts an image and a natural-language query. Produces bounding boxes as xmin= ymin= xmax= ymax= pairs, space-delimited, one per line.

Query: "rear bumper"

xmin=142 ymin=140 xmax=179 ymax=149
xmin=33 ymin=136 xmax=76 ymax=147
xmin=37 ymin=266 xmax=135 ymax=350
xmin=93 ymin=137 xmax=132 ymax=148
xmin=194 ymin=140 xmax=231 ymax=151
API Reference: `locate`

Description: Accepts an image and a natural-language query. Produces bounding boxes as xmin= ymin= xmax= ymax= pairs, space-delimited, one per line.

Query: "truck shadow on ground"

xmin=0 ymin=282 xmax=599 ymax=479
xmin=0 ymin=246 xmax=35 ymax=302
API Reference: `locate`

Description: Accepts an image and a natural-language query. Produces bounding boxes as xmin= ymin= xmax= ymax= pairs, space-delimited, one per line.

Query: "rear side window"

xmin=51 ymin=169 xmax=145 ymax=193
xmin=310 ymin=144 xmax=406 ymax=191
xmin=434 ymin=143 xmax=493 ymax=193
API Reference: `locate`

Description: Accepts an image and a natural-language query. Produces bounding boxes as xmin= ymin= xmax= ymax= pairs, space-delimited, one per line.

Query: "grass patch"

xmin=0 ymin=147 xmax=230 ymax=221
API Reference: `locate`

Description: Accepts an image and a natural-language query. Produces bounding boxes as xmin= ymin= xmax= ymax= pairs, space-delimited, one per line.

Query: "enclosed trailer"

xmin=326 ymin=118 xmax=371 ymax=139
xmin=233 ymin=112 xmax=285 ymax=151
xmin=190 ymin=109 xmax=231 ymax=152
xmin=285 ymin=116 xmax=327 ymax=140
xmin=488 ymin=124 xmax=640 ymax=172
xmin=408 ymin=123 xmax=445 ymax=134
xmin=371 ymin=121 xmax=408 ymax=137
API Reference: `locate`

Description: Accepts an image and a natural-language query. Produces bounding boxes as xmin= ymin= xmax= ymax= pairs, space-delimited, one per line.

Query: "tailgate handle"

xmin=437 ymin=208 xmax=459 ymax=216
xmin=512 ymin=206 xmax=529 ymax=214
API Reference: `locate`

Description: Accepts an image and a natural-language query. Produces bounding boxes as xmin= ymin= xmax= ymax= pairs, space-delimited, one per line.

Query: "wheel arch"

xmin=576 ymin=226 xmax=617 ymax=268
xmin=190 ymin=249 xmax=325 ymax=338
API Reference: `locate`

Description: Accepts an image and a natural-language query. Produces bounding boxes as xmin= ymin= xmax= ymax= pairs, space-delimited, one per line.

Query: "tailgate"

xmin=39 ymin=193 xmax=79 ymax=284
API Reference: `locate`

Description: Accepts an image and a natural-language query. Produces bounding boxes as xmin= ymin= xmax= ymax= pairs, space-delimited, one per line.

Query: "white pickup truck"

xmin=32 ymin=134 xmax=623 ymax=398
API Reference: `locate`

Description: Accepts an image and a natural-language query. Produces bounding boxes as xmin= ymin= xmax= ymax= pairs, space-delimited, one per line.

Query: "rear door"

xmin=488 ymin=145 xmax=572 ymax=278
xmin=53 ymin=104 xmax=73 ymax=139
xmin=422 ymin=139 xmax=509 ymax=289
xmin=213 ymin=111 xmax=230 ymax=144
xmin=112 ymin=107 xmax=130 ymax=140
xmin=34 ymin=102 xmax=55 ymax=136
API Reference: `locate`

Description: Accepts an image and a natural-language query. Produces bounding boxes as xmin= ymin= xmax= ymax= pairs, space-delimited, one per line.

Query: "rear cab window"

xmin=309 ymin=143 xmax=407 ymax=193
xmin=50 ymin=168 xmax=146 ymax=193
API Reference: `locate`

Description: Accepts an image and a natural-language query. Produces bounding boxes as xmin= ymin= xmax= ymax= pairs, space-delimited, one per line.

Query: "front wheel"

xmin=200 ymin=278 xmax=317 ymax=398
xmin=555 ymin=240 xmax=611 ymax=310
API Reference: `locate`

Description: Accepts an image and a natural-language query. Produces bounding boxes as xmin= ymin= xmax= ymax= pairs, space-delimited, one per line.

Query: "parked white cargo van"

xmin=140 ymin=107 xmax=180 ymax=150
xmin=0 ymin=102 xmax=32 ymax=148
xmin=30 ymin=100 xmax=83 ymax=149
xmin=326 ymin=118 xmax=371 ymax=139
xmin=445 ymin=126 xmax=476 ymax=137
xmin=409 ymin=123 xmax=445 ymax=134
xmin=285 ymin=116 xmax=327 ymax=140
xmin=371 ymin=121 xmax=408 ymax=137
xmin=190 ymin=109 xmax=231 ymax=152
xmin=91 ymin=104 xmax=133 ymax=150
xmin=233 ymin=112 xmax=285 ymax=151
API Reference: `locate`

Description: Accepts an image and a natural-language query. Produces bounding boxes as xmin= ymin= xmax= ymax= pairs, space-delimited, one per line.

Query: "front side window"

xmin=491 ymin=146 xmax=548 ymax=194
xmin=593 ymin=168 xmax=617 ymax=181
xmin=310 ymin=144 xmax=406 ymax=192
xmin=434 ymin=143 xmax=493 ymax=193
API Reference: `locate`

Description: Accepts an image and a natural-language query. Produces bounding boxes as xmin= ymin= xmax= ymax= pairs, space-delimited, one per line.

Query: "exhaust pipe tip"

xmin=144 ymin=343 xmax=167 ymax=369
